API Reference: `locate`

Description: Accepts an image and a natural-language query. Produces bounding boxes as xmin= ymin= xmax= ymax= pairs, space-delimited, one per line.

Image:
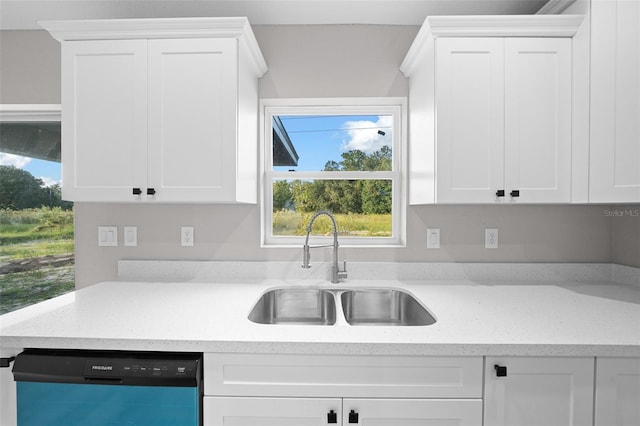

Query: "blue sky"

xmin=275 ymin=115 xmax=392 ymax=171
xmin=0 ymin=153 xmax=61 ymax=187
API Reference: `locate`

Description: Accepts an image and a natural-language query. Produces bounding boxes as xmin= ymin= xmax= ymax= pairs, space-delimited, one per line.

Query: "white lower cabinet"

xmin=204 ymin=397 xmax=481 ymax=425
xmin=595 ymin=358 xmax=640 ymax=426
xmin=484 ymin=357 xmax=595 ymax=426
xmin=202 ymin=354 xmax=639 ymax=426
xmin=203 ymin=354 xmax=483 ymax=426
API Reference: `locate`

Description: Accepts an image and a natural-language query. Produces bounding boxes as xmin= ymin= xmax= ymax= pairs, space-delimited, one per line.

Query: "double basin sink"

xmin=249 ymin=287 xmax=436 ymax=326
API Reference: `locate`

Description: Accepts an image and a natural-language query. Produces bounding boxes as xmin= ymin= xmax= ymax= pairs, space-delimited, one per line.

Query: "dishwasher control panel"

xmin=13 ymin=349 xmax=201 ymax=387
xmin=84 ymin=357 xmax=198 ymax=380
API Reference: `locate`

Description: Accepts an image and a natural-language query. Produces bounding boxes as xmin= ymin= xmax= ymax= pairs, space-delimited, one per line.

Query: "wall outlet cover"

xmin=181 ymin=226 xmax=194 ymax=247
xmin=485 ymin=228 xmax=499 ymax=249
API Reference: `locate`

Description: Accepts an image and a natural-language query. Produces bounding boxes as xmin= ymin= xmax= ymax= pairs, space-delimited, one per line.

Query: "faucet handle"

xmin=338 ymin=260 xmax=348 ymax=279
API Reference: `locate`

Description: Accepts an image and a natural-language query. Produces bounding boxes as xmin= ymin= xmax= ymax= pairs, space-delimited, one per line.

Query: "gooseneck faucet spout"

xmin=302 ymin=210 xmax=348 ymax=283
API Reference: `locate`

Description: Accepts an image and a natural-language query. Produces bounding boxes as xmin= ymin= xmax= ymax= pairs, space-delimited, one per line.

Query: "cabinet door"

xmin=485 ymin=357 xmax=594 ymax=426
xmin=590 ymin=0 xmax=640 ymax=202
xmin=504 ymin=38 xmax=572 ymax=203
xmin=595 ymin=358 xmax=640 ymax=426
xmin=203 ymin=397 xmax=340 ymax=426
xmin=344 ymin=398 xmax=482 ymax=425
xmin=62 ymin=40 xmax=148 ymax=201
xmin=147 ymin=38 xmax=238 ymax=202
xmin=436 ymin=38 xmax=505 ymax=203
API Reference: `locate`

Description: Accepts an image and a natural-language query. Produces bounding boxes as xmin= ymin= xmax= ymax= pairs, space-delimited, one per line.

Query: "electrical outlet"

xmin=427 ymin=228 xmax=440 ymax=249
xmin=485 ymin=228 xmax=499 ymax=249
xmin=181 ymin=226 xmax=194 ymax=247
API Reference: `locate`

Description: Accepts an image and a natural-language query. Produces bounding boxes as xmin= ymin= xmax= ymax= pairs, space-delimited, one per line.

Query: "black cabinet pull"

xmin=132 ymin=188 xmax=142 ymax=195
xmin=327 ymin=410 xmax=337 ymax=424
xmin=147 ymin=188 xmax=156 ymax=195
xmin=494 ymin=364 xmax=508 ymax=377
xmin=348 ymin=410 xmax=359 ymax=424
xmin=496 ymin=190 xmax=505 ymax=197
xmin=0 ymin=356 xmax=16 ymax=368
xmin=510 ymin=190 xmax=520 ymax=197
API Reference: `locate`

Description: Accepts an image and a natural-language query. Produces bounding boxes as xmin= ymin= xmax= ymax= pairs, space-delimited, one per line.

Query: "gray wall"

xmin=0 ymin=30 xmax=61 ymax=104
xmin=1 ymin=26 xmax=638 ymax=287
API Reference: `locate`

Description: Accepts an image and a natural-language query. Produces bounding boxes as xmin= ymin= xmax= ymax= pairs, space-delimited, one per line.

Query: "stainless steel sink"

xmin=340 ymin=289 xmax=436 ymax=326
xmin=249 ymin=287 xmax=436 ymax=326
xmin=248 ymin=288 xmax=336 ymax=325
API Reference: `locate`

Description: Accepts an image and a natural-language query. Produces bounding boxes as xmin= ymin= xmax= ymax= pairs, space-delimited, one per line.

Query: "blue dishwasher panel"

xmin=17 ymin=382 xmax=199 ymax=426
xmin=12 ymin=350 xmax=202 ymax=426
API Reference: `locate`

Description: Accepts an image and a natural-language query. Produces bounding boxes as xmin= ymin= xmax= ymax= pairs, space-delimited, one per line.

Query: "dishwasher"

xmin=12 ymin=349 xmax=202 ymax=426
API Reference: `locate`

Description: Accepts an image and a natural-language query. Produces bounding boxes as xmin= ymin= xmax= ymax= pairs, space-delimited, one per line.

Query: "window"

xmin=261 ymin=98 xmax=406 ymax=246
xmin=0 ymin=105 xmax=74 ymax=314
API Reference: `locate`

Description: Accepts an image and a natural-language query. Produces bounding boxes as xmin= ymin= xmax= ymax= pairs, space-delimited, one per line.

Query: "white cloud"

xmin=0 ymin=152 xmax=32 ymax=168
xmin=39 ymin=176 xmax=60 ymax=187
xmin=341 ymin=115 xmax=392 ymax=154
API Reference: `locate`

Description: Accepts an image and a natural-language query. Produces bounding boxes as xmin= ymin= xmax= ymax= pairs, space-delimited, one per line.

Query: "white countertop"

xmin=1 ymin=263 xmax=639 ymax=357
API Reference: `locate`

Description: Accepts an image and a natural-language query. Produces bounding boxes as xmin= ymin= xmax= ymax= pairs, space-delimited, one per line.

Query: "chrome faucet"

xmin=302 ymin=210 xmax=348 ymax=283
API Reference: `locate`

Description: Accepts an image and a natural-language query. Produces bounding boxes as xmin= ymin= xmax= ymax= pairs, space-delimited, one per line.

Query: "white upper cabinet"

xmin=435 ymin=37 xmax=505 ymax=203
xmin=41 ymin=18 xmax=267 ymax=203
xmin=61 ymin=39 xmax=148 ymax=202
xmin=401 ymin=15 xmax=582 ymax=204
xmin=504 ymin=38 xmax=572 ymax=203
xmin=589 ymin=0 xmax=640 ymax=203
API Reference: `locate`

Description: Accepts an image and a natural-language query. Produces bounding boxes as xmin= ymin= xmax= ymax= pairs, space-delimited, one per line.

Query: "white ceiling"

xmin=1 ymin=0 xmax=552 ymax=30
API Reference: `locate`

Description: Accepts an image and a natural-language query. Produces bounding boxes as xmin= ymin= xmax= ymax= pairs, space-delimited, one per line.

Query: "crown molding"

xmin=426 ymin=14 xmax=583 ymax=37
xmin=401 ymin=14 xmax=584 ymax=77
xmin=39 ymin=17 xmax=267 ymax=77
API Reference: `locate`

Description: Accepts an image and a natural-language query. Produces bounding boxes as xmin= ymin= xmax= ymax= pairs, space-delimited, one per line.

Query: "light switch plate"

xmin=124 ymin=226 xmax=137 ymax=247
xmin=98 ymin=226 xmax=118 ymax=247
xmin=427 ymin=228 xmax=440 ymax=249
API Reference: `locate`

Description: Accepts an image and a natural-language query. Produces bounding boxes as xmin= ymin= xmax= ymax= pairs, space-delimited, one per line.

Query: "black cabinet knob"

xmin=510 ymin=190 xmax=520 ymax=197
xmin=132 ymin=188 xmax=142 ymax=195
xmin=494 ymin=364 xmax=508 ymax=377
xmin=348 ymin=409 xmax=359 ymax=423
xmin=496 ymin=190 xmax=505 ymax=197
xmin=327 ymin=410 xmax=337 ymax=424
xmin=147 ymin=188 xmax=156 ymax=195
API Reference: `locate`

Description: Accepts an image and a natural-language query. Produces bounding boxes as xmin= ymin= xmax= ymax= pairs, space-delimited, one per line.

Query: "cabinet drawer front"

xmin=204 ymin=354 xmax=482 ymax=398
xmin=346 ymin=398 xmax=482 ymax=426
xmin=204 ymin=397 xmax=341 ymax=426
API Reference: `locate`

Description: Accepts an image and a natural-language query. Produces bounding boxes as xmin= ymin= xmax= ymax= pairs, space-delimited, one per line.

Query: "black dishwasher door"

xmin=12 ymin=349 xmax=202 ymax=426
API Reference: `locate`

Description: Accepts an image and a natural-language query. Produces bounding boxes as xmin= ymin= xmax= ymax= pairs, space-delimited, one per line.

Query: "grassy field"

xmin=0 ymin=207 xmax=75 ymax=314
xmin=273 ymin=210 xmax=392 ymax=237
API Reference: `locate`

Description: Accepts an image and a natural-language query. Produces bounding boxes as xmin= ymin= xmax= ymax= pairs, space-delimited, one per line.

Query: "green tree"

xmin=273 ymin=180 xmax=293 ymax=211
xmin=361 ymin=180 xmax=392 ymax=214
xmin=287 ymin=147 xmax=392 ymax=214
xmin=0 ymin=165 xmax=46 ymax=209
xmin=0 ymin=165 xmax=70 ymax=210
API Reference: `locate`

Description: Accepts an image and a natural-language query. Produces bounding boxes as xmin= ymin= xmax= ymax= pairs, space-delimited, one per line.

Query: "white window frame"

xmin=260 ymin=97 xmax=407 ymax=247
